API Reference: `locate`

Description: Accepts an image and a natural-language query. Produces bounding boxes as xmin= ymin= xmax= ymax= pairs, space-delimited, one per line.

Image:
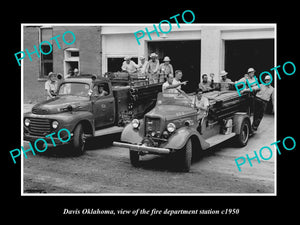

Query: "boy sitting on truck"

xmin=193 ymin=88 xmax=210 ymax=134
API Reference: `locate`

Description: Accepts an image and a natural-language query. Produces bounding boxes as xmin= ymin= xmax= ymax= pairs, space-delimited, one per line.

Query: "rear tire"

xmin=235 ymin=119 xmax=250 ymax=147
xmin=129 ymin=150 xmax=140 ymax=167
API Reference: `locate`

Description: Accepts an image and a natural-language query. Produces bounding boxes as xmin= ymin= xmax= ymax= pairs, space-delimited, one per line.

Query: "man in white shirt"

xmin=121 ymin=56 xmax=138 ymax=74
xmin=159 ymin=56 xmax=174 ymax=82
xmin=45 ymin=72 xmax=58 ymax=100
xmin=137 ymin=56 xmax=148 ymax=76
xmin=194 ymin=89 xmax=209 ymax=116
xmin=241 ymin=75 xmax=274 ymax=131
xmin=172 ymin=70 xmax=187 ymax=90
xmin=236 ymin=68 xmax=259 ymax=91
xmin=193 ymin=88 xmax=210 ymax=134
xmin=162 ymin=74 xmax=187 ymax=94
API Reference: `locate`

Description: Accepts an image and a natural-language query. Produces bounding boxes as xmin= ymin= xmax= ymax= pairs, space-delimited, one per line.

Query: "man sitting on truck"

xmin=193 ymin=88 xmax=210 ymax=134
xmin=98 ymin=85 xmax=109 ymax=97
xmin=199 ymin=73 xmax=215 ymax=92
xmin=194 ymin=89 xmax=209 ymax=116
xmin=92 ymin=84 xmax=109 ymax=97
xmin=162 ymin=74 xmax=188 ymax=94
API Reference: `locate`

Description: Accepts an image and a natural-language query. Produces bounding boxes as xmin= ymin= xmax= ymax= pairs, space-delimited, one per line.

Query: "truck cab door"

xmin=91 ymin=82 xmax=115 ymax=128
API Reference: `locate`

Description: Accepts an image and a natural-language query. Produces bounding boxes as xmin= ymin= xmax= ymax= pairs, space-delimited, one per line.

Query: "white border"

xmin=20 ymin=23 xmax=277 ymax=196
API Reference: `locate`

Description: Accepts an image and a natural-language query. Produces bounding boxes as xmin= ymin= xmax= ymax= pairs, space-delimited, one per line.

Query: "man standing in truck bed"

xmin=145 ymin=53 xmax=160 ymax=84
xmin=218 ymin=70 xmax=234 ymax=91
xmin=121 ymin=56 xmax=139 ymax=74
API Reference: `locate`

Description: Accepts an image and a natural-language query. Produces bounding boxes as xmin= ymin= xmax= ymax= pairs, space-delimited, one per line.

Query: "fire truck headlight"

xmin=167 ymin=123 xmax=176 ymax=133
xmin=132 ymin=119 xmax=140 ymax=129
xmin=24 ymin=118 xmax=30 ymax=127
xmin=52 ymin=120 xmax=59 ymax=129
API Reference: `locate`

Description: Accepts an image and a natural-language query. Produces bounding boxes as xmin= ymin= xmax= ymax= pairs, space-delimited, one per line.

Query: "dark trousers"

xmin=252 ymin=97 xmax=267 ymax=130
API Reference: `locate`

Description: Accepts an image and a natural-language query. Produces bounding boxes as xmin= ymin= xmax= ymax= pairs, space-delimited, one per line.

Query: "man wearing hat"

xmin=145 ymin=53 xmax=160 ymax=83
xmin=137 ymin=56 xmax=148 ymax=76
xmin=121 ymin=56 xmax=139 ymax=74
xmin=158 ymin=56 xmax=174 ymax=83
xmin=236 ymin=68 xmax=259 ymax=90
xmin=45 ymin=72 xmax=58 ymax=100
xmin=219 ymin=70 xmax=233 ymax=91
xmin=250 ymin=75 xmax=274 ymax=131
xmin=247 ymin=67 xmax=255 ymax=77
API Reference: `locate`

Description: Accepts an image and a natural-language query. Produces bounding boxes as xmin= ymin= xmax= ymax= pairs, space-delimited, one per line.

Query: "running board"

xmin=205 ymin=133 xmax=236 ymax=148
xmin=93 ymin=126 xmax=124 ymax=137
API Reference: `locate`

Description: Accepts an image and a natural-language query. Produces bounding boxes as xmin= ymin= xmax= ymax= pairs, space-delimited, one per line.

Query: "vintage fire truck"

xmin=113 ymin=90 xmax=252 ymax=172
xmin=23 ymin=73 xmax=162 ymax=155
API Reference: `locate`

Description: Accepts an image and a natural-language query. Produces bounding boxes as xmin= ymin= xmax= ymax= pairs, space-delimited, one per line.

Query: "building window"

xmin=64 ymin=48 xmax=80 ymax=77
xmin=70 ymin=51 xmax=80 ymax=57
xmin=40 ymin=45 xmax=53 ymax=78
xmin=40 ymin=27 xmax=53 ymax=78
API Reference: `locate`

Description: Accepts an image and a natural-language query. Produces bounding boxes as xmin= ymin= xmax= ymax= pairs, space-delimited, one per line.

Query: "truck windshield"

xmin=156 ymin=92 xmax=194 ymax=108
xmin=58 ymin=82 xmax=90 ymax=97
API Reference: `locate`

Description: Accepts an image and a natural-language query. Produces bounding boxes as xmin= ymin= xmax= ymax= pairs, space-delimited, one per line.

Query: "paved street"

xmin=23 ymin=104 xmax=275 ymax=194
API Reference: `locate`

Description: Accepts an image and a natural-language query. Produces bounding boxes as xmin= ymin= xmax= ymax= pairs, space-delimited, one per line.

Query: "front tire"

xmin=73 ymin=123 xmax=86 ymax=155
xmin=129 ymin=150 xmax=140 ymax=167
xmin=177 ymin=138 xmax=192 ymax=172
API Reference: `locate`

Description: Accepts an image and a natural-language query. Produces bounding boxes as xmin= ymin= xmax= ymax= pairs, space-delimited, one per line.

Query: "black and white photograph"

xmin=21 ymin=24 xmax=276 ymax=195
xmin=4 ymin=6 xmax=298 ymax=220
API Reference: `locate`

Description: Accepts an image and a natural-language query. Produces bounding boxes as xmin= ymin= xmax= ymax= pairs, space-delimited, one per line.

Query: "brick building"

xmin=23 ymin=24 xmax=275 ymax=104
xmin=23 ymin=25 xmax=102 ymax=103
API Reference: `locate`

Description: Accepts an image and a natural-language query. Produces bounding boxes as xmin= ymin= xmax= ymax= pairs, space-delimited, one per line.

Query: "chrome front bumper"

xmin=113 ymin=141 xmax=171 ymax=154
xmin=24 ymin=133 xmax=73 ymax=147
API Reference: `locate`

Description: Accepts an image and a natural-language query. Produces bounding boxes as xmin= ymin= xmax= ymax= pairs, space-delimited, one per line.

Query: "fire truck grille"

xmin=145 ymin=117 xmax=161 ymax=136
xmin=28 ymin=118 xmax=51 ymax=136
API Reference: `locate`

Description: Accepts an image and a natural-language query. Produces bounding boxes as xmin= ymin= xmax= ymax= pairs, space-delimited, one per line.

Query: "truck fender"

xmin=76 ymin=119 xmax=95 ymax=136
xmin=233 ymin=113 xmax=251 ymax=134
xmin=163 ymin=127 xmax=210 ymax=150
xmin=120 ymin=120 xmax=145 ymax=144
xmin=65 ymin=111 xmax=95 ymax=135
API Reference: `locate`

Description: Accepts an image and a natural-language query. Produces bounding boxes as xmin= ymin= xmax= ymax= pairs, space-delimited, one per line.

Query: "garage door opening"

xmin=224 ymin=39 xmax=275 ymax=82
xmin=225 ymin=39 xmax=275 ymax=113
xmin=148 ymin=40 xmax=201 ymax=93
